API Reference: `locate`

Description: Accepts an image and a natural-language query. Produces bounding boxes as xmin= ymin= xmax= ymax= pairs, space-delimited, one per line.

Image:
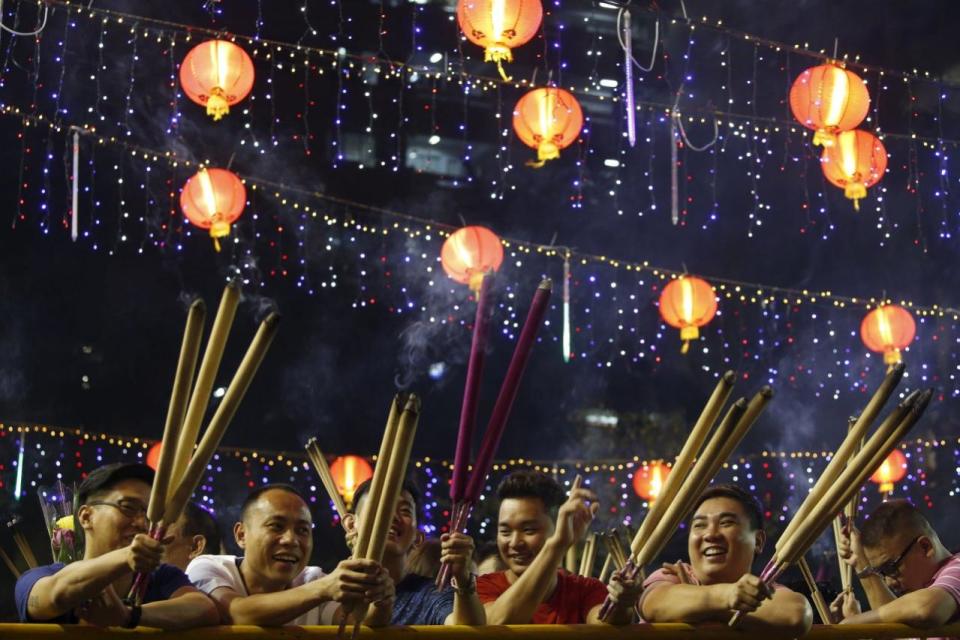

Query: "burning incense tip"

xmin=538 ymin=278 xmax=553 ymax=290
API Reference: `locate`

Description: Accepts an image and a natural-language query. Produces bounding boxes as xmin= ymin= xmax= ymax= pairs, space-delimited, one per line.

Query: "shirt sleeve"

xmin=637 ymin=567 xmax=681 ymax=614
xmin=15 ymin=564 xmax=63 ymax=622
xmin=579 ymin=576 xmax=610 ymax=618
xmin=476 ymin=573 xmax=505 ymax=604
xmin=186 ymin=556 xmax=239 ymax=595
xmin=147 ymin=564 xmax=194 ymax=601
xmin=930 ymin=561 xmax=960 ymax=606
xmin=425 ymin=587 xmax=456 ymax=625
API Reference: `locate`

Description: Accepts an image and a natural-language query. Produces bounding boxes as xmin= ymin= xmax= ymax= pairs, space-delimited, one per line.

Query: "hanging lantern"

xmin=789 ymin=63 xmax=870 ymax=147
xmin=329 ymin=455 xmax=374 ymax=509
xmin=441 ymin=225 xmax=504 ymax=291
xmin=512 ymin=87 xmax=583 ymax=167
xmin=180 ymin=167 xmax=246 ymax=252
xmin=870 ymin=449 xmax=907 ymax=493
xmin=180 ymin=40 xmax=255 ymax=121
xmin=457 ymin=0 xmax=543 ymax=80
xmin=821 ymin=130 xmax=888 ymax=211
xmin=860 ymin=304 xmax=916 ymax=367
xmin=633 ymin=461 xmax=671 ymax=502
xmin=658 ymin=276 xmax=718 ymax=353
xmin=145 ymin=442 xmax=162 ymax=471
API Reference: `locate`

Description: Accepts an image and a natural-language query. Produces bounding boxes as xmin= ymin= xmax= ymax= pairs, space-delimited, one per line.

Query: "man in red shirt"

xmin=477 ymin=471 xmax=641 ymax=624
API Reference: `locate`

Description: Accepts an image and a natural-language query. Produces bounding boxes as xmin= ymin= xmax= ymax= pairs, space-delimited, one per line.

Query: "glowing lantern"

xmin=180 ymin=40 xmax=255 ymax=121
xmin=329 ymin=455 xmax=374 ymax=509
xmin=821 ymin=130 xmax=888 ymax=211
xmin=789 ymin=63 xmax=870 ymax=147
xmin=457 ymin=0 xmax=543 ymax=80
xmin=633 ymin=461 xmax=671 ymax=502
xmin=658 ymin=276 xmax=718 ymax=353
xmin=861 ymin=304 xmax=916 ymax=367
xmin=513 ymin=87 xmax=583 ymax=167
xmin=870 ymin=449 xmax=907 ymax=493
xmin=180 ymin=167 xmax=246 ymax=252
xmin=145 ymin=442 xmax=162 ymax=471
xmin=440 ymin=226 xmax=504 ymax=291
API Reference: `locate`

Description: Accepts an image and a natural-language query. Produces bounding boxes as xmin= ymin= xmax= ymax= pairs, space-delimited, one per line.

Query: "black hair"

xmin=182 ymin=502 xmax=223 ymax=555
xmin=496 ymin=470 xmax=566 ymax=509
xmin=240 ymin=483 xmax=309 ymax=522
xmin=690 ymin=483 xmax=765 ymax=531
xmin=77 ymin=463 xmax=154 ymax=505
xmin=861 ymin=499 xmax=933 ymax=548
xmin=351 ymin=478 xmax=421 ymax=517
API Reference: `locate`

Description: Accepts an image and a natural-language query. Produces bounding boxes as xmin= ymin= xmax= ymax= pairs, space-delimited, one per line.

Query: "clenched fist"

xmin=719 ymin=573 xmax=773 ymax=613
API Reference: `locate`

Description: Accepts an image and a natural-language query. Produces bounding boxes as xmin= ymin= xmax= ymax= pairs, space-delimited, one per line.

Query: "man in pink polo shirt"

xmin=638 ymin=484 xmax=812 ymax=635
xmin=834 ymin=499 xmax=960 ymax=633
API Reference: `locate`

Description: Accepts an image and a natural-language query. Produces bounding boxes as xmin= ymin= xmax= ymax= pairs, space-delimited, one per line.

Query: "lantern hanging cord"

xmin=616 ymin=7 xmax=658 ymax=73
xmin=0 ymin=0 xmax=50 ymax=36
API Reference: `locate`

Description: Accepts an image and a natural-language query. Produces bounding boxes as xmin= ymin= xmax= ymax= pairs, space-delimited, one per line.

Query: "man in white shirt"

xmin=187 ymin=484 xmax=391 ymax=626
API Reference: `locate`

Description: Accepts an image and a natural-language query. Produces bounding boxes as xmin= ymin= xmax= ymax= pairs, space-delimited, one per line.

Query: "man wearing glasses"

xmin=14 ymin=463 xmax=219 ymax=629
xmin=834 ymin=499 xmax=959 ymax=631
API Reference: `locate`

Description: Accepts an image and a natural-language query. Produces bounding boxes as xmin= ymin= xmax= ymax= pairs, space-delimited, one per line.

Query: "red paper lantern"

xmin=789 ymin=63 xmax=870 ymax=146
xmin=180 ymin=40 xmax=255 ymax=121
xmin=457 ymin=0 xmax=543 ymax=80
xmin=870 ymin=449 xmax=907 ymax=493
xmin=861 ymin=304 xmax=916 ymax=366
xmin=513 ymin=87 xmax=583 ymax=167
xmin=145 ymin=442 xmax=162 ymax=471
xmin=658 ymin=276 xmax=718 ymax=353
xmin=180 ymin=168 xmax=246 ymax=252
xmin=821 ymin=130 xmax=888 ymax=211
xmin=441 ymin=226 xmax=504 ymax=291
xmin=633 ymin=461 xmax=671 ymax=502
xmin=329 ymin=455 xmax=374 ymax=509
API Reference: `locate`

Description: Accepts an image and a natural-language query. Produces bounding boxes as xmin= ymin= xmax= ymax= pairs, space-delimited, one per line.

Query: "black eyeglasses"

xmin=875 ymin=536 xmax=922 ymax=578
xmin=87 ymin=499 xmax=148 ymax=520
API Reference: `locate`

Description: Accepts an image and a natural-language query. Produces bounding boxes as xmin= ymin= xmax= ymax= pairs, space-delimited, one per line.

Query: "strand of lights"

xmin=0 ymin=423 xmax=955 ymax=531
xmin=2 ymin=101 xmax=960 ymax=321
xmin=37 ymin=0 xmax=960 ymax=148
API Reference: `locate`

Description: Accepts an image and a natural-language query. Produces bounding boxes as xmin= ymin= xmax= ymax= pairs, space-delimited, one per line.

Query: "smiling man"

xmin=15 ymin=463 xmax=219 ymax=630
xmin=476 ymin=470 xmax=641 ymax=625
xmin=341 ymin=478 xmax=485 ymax=625
xmin=186 ymin=484 xmax=391 ymax=626
xmin=832 ymin=499 xmax=960 ymax=631
xmin=639 ymin=484 xmax=812 ymax=635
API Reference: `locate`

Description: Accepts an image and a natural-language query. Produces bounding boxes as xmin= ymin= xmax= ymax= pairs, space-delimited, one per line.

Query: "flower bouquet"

xmin=37 ymin=481 xmax=82 ymax=564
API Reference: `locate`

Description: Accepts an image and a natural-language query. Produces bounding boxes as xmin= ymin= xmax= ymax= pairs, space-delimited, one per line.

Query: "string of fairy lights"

xmin=0 ymin=422 xmax=954 ymax=537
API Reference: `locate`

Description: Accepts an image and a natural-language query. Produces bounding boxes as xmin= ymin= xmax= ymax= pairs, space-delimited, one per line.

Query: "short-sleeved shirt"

xmin=477 ymin=569 xmax=608 ymax=624
xmin=15 ymin=562 xmax=191 ymax=623
xmin=639 ymin=562 xmax=786 ymax=618
xmin=186 ymin=554 xmax=338 ymax=625
xmin=391 ymin=573 xmax=455 ymax=625
xmin=923 ymin=553 xmax=960 ymax=639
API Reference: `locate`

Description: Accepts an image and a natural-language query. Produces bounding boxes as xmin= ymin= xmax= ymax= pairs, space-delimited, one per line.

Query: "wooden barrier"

xmin=2 ymin=624 xmax=960 ymax=640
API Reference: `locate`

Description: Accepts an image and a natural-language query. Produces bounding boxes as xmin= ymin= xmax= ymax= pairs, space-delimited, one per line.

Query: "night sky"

xmin=1 ymin=0 xmax=959 ymax=468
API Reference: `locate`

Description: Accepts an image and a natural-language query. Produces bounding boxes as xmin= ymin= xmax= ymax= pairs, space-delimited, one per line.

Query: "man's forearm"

xmin=857 ymin=573 xmax=897 ymax=609
xmin=141 ymin=591 xmax=219 ymax=630
xmin=223 ymin=583 xmax=326 ymax=626
xmin=484 ymin=538 xmax=567 ymax=624
xmin=33 ymin=549 xmax=130 ymax=618
xmin=641 ymin=584 xmax=727 ymax=623
xmin=449 ymin=592 xmax=485 ymax=625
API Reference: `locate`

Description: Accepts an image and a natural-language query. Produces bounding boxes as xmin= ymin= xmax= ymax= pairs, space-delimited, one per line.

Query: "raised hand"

xmin=317 ymin=558 xmax=386 ymax=604
xmin=837 ymin=520 xmax=867 ymax=572
xmin=125 ymin=533 xmax=167 ymax=574
xmin=828 ymin=591 xmax=862 ymax=623
xmin=440 ymin=532 xmax=476 ymax=584
xmin=607 ymin=571 xmax=644 ymax=608
xmin=553 ymin=487 xmax=599 ymax=550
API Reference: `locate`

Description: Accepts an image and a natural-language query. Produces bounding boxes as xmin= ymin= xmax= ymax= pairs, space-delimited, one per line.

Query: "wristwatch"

xmin=856 ymin=566 xmax=879 ymax=579
xmin=124 ymin=603 xmax=142 ymax=628
xmin=450 ymin=574 xmax=477 ymax=595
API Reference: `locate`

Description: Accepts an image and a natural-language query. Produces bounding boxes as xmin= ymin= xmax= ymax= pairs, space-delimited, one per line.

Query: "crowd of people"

xmin=10 ymin=461 xmax=960 ymax=635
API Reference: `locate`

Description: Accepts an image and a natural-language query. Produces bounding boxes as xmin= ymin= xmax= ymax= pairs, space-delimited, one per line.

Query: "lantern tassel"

xmin=845 ymin=183 xmax=867 ymax=211
xmin=484 ymin=46 xmax=513 ymax=82
xmin=680 ymin=326 xmax=699 ymax=354
xmin=813 ymin=129 xmax=836 ymax=147
xmin=206 ymin=87 xmax=231 ymax=121
xmin=526 ymin=142 xmax=560 ymax=169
